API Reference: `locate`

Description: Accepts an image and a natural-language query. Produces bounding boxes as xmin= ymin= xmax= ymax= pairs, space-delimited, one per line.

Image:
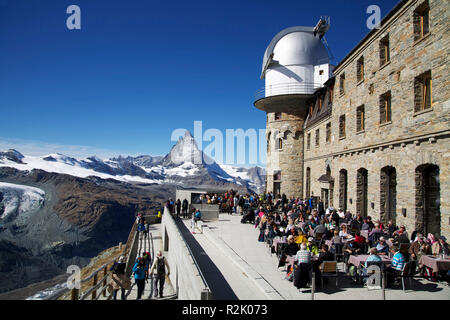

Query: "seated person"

xmin=330 ymin=229 xmax=342 ymax=245
xmin=361 ymin=217 xmax=371 ymax=231
xmin=361 ymin=248 xmax=382 ymax=285
xmin=409 ymin=234 xmax=431 ymax=273
xmin=306 ymin=217 xmax=317 ymax=233
xmin=313 ymin=244 xmax=335 ymax=285
xmin=267 ymin=224 xmax=283 ymax=239
xmin=343 ymin=239 xmax=361 ymax=267
xmin=432 ymin=236 xmax=450 ymax=256
xmin=295 ymin=230 xmax=308 ymax=245
xmin=295 ymin=243 xmax=311 ymax=265
xmin=391 ymin=225 xmax=409 ymax=245
xmin=354 ymin=231 xmax=367 ymax=245
xmin=313 ymin=220 xmax=327 ymax=238
xmin=368 ymin=223 xmax=383 ymax=245
xmin=339 ymin=224 xmax=351 ymax=240
xmin=375 ymin=237 xmax=390 ymax=255
xmin=388 ymin=245 xmax=406 ymax=285
xmin=323 ymin=224 xmax=335 ymax=241
xmin=364 ymin=247 xmax=382 ymax=268
xmin=284 ymin=235 xmax=300 ymax=256
xmin=306 ymin=237 xmax=319 ymax=256
xmin=317 ymin=244 xmax=335 ymax=265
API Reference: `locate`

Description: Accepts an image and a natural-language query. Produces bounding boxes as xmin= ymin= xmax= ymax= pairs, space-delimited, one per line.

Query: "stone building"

xmin=254 ymin=0 xmax=449 ymax=238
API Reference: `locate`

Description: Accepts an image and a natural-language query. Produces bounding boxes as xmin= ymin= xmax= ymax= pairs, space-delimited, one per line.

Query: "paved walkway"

xmin=100 ymin=222 xmax=176 ymax=301
xmin=182 ymin=213 xmax=450 ymax=300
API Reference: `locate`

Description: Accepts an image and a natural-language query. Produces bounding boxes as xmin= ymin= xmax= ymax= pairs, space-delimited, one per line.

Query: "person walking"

xmin=182 ymin=199 xmax=188 ymax=218
xmin=108 ymin=256 xmax=131 ymax=300
xmin=132 ymin=257 xmax=147 ymax=300
xmin=149 ymin=251 xmax=170 ymax=299
xmin=191 ymin=208 xmax=201 ymax=234
xmin=176 ymin=199 xmax=181 ymax=217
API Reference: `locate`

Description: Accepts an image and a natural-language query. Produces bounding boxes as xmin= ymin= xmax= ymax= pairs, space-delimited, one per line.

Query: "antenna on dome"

xmin=314 ymin=16 xmax=335 ymax=63
xmin=314 ymin=16 xmax=330 ymax=39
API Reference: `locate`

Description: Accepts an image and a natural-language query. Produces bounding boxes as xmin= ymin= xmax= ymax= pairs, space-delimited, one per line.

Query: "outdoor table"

xmin=419 ymin=255 xmax=450 ymax=273
xmin=348 ymin=254 xmax=392 ymax=268
xmin=286 ymin=255 xmax=318 ymax=270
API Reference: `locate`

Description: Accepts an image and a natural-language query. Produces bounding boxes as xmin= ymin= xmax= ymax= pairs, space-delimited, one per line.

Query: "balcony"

xmin=254 ymin=82 xmax=323 ymax=113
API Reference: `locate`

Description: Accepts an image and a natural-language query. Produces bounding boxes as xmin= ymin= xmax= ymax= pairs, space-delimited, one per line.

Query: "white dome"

xmin=261 ymin=26 xmax=330 ymax=78
xmin=273 ymin=32 xmax=329 ymax=66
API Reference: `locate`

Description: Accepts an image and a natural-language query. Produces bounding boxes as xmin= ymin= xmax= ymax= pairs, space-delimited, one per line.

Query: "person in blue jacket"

xmin=132 ymin=257 xmax=147 ymax=300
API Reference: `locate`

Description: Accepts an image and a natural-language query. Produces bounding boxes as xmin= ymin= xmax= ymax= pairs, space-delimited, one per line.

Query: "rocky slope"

xmin=0 ymin=167 xmax=171 ymax=295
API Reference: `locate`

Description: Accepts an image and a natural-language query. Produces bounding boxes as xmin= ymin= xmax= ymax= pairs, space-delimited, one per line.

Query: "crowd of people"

xmin=200 ymin=190 xmax=450 ymax=289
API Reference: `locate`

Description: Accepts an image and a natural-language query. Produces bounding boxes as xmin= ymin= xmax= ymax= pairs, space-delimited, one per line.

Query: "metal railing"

xmin=254 ymin=82 xmax=323 ymax=101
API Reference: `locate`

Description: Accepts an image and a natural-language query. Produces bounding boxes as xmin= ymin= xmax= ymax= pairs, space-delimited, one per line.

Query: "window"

xmin=414 ymin=71 xmax=432 ymax=112
xmin=315 ymin=129 xmax=320 ymax=146
xmin=307 ymin=133 xmax=311 ymax=150
xmin=274 ymin=112 xmax=282 ymax=120
xmin=357 ymin=56 xmax=364 ymax=83
xmin=379 ymin=91 xmax=392 ymax=124
xmin=319 ymin=70 xmax=324 ymax=75
xmin=318 ymin=95 xmax=323 ymax=112
xmin=277 ymin=138 xmax=283 ymax=150
xmin=308 ymin=103 xmax=314 ymax=117
xmin=326 ymin=122 xmax=331 ymax=142
xmin=414 ymin=1 xmax=430 ymax=41
xmin=339 ymin=115 xmax=346 ymax=138
xmin=380 ymin=35 xmax=390 ymax=66
xmin=339 ymin=73 xmax=345 ymax=95
xmin=356 ymin=105 xmax=365 ymax=132
xmin=329 ymin=85 xmax=334 ymax=104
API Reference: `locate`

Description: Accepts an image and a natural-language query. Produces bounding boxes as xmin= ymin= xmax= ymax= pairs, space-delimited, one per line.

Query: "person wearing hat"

xmin=432 ymin=236 xmax=450 ymax=256
xmin=375 ymin=236 xmax=389 ymax=255
xmin=306 ymin=237 xmax=319 ymax=256
xmin=109 ymin=255 xmax=131 ymax=300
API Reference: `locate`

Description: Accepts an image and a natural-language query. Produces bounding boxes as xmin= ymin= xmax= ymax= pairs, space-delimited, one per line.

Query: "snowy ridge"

xmin=0 ymin=133 xmax=266 ymax=192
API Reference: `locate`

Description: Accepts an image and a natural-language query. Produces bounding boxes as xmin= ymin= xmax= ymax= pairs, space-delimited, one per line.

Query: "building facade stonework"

xmin=259 ymin=0 xmax=449 ymax=238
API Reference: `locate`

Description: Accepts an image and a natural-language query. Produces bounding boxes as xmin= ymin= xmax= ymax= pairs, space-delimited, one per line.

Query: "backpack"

xmin=156 ymin=257 xmax=166 ymax=276
xmin=195 ymin=211 xmax=201 ymax=219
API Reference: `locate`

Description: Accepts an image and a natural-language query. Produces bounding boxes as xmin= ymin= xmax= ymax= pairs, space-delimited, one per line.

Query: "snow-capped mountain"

xmin=0 ymin=132 xmax=266 ymax=192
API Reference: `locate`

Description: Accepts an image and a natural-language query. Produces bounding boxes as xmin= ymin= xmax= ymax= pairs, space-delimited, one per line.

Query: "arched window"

xmin=277 ymin=138 xmax=283 ymax=150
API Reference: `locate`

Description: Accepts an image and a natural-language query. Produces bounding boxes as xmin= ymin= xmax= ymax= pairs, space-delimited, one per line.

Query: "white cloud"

xmin=0 ymin=137 xmax=135 ymax=159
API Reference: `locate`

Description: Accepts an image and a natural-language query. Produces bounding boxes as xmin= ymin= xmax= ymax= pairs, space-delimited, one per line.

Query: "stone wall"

xmin=301 ymin=0 xmax=450 ymax=238
xmin=266 ymin=111 xmax=305 ymax=198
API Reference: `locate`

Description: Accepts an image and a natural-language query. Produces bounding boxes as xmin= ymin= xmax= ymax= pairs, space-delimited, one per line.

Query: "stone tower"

xmin=254 ymin=21 xmax=333 ymax=198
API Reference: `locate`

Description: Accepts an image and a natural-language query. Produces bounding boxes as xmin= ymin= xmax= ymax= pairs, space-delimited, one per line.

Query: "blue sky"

xmin=0 ymin=0 xmax=399 ymax=165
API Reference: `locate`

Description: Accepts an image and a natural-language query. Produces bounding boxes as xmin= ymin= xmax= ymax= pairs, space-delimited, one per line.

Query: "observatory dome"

xmin=261 ymin=26 xmax=330 ymax=78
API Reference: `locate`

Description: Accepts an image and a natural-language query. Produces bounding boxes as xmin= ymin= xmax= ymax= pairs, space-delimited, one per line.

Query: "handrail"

xmin=41 ymin=215 xmax=140 ymax=300
xmin=254 ymin=81 xmax=323 ymax=101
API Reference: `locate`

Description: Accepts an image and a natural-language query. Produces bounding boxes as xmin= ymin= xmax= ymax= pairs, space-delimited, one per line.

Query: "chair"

xmin=359 ymin=243 xmax=369 ymax=254
xmin=333 ymin=243 xmax=344 ymax=263
xmin=320 ymin=261 xmax=338 ymax=288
